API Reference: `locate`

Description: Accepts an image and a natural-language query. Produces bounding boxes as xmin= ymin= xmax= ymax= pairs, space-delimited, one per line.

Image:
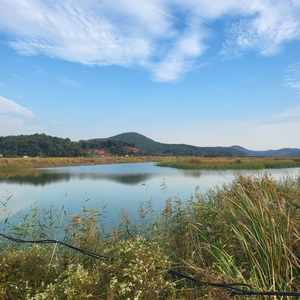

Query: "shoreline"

xmin=0 ymin=156 xmax=300 ymax=171
xmin=0 ymin=156 xmax=160 ymax=170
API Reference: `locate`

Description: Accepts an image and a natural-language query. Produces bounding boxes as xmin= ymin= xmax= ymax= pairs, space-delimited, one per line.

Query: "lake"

xmin=1 ymin=162 xmax=299 ymax=227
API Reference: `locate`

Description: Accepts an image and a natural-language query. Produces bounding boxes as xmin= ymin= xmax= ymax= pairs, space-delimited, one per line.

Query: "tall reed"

xmin=1 ymin=173 xmax=300 ymax=299
xmin=191 ymin=174 xmax=300 ymax=294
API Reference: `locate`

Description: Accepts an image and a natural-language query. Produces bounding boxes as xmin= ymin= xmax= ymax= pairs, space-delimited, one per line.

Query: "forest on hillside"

xmin=0 ymin=133 xmax=250 ymax=158
xmin=0 ymin=134 xmax=137 ymax=157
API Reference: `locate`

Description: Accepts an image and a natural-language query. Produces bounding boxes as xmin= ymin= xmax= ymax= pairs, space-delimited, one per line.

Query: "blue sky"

xmin=0 ymin=0 xmax=300 ymax=150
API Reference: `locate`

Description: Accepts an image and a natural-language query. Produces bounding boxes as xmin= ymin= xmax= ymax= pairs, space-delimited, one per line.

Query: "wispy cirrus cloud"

xmin=58 ymin=78 xmax=80 ymax=87
xmin=10 ymin=73 xmax=27 ymax=81
xmin=285 ymin=62 xmax=300 ymax=96
xmin=221 ymin=1 xmax=300 ymax=57
xmin=0 ymin=0 xmax=300 ymax=81
xmin=0 ymin=96 xmax=34 ymax=117
xmin=272 ymin=105 xmax=300 ymax=118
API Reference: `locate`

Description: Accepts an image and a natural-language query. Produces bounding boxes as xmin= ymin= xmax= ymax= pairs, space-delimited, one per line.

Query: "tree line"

xmin=0 ymin=134 xmax=137 ymax=157
xmin=0 ymin=133 xmax=249 ymax=158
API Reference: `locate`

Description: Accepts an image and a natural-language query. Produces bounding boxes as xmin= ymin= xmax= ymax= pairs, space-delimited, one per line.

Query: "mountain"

xmin=231 ymin=145 xmax=300 ymax=157
xmin=108 ymin=132 xmax=165 ymax=152
xmin=2 ymin=132 xmax=298 ymax=158
xmin=105 ymin=132 xmax=248 ymax=157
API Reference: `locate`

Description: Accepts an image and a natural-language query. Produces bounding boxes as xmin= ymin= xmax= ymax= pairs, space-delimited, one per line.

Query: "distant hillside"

xmin=106 ymin=132 xmax=248 ymax=157
xmin=231 ymin=146 xmax=300 ymax=157
xmin=2 ymin=133 xmax=298 ymax=158
xmin=0 ymin=133 xmax=85 ymax=157
xmin=107 ymin=132 xmax=166 ymax=152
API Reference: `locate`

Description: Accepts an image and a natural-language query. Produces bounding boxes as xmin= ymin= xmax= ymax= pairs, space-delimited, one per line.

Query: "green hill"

xmin=3 ymin=132 xmax=298 ymax=158
xmin=107 ymin=132 xmax=248 ymax=157
xmin=107 ymin=132 xmax=166 ymax=152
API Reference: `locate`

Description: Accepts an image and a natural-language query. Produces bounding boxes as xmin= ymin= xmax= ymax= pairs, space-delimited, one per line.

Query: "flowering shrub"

xmin=103 ymin=236 xmax=175 ymax=299
xmin=0 ymin=245 xmax=53 ymax=299
xmin=30 ymin=264 xmax=100 ymax=300
xmin=0 ymin=236 xmax=175 ymax=299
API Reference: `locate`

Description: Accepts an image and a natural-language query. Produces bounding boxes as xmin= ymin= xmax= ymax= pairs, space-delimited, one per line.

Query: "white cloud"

xmin=0 ymin=115 xmax=42 ymax=136
xmin=0 ymin=0 xmax=300 ymax=81
xmin=0 ymin=96 xmax=34 ymax=117
xmin=222 ymin=1 xmax=300 ymax=57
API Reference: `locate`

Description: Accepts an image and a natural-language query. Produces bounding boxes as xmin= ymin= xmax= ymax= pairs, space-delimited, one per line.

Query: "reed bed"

xmin=1 ymin=174 xmax=300 ymax=299
xmin=0 ymin=156 xmax=160 ymax=170
xmin=157 ymin=156 xmax=300 ymax=170
xmin=1 ymin=156 xmax=300 ymax=171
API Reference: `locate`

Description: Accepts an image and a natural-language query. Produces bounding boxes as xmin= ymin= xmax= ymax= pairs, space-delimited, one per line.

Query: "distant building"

xmin=90 ymin=148 xmax=110 ymax=157
xmin=0 ymin=154 xmax=3 ymax=158
xmin=22 ymin=156 xmax=29 ymax=159
xmin=126 ymin=147 xmax=139 ymax=153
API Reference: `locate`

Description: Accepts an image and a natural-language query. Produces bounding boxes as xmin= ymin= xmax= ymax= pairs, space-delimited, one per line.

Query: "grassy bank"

xmin=1 ymin=156 xmax=300 ymax=171
xmin=1 ymin=174 xmax=300 ymax=299
xmin=157 ymin=156 xmax=300 ymax=170
xmin=0 ymin=156 xmax=160 ymax=170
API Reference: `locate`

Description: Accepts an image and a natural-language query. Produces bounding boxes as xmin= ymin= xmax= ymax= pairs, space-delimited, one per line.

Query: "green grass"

xmin=0 ymin=162 xmax=21 ymax=172
xmin=0 ymin=156 xmax=161 ymax=169
xmin=157 ymin=157 xmax=300 ymax=170
xmin=1 ymin=174 xmax=300 ymax=299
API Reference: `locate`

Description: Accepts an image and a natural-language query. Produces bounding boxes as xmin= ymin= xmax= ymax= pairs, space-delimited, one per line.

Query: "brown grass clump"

xmin=0 ymin=156 xmax=160 ymax=169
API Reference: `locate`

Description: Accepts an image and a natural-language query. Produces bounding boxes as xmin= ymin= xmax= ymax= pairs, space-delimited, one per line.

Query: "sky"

xmin=0 ymin=0 xmax=300 ymax=150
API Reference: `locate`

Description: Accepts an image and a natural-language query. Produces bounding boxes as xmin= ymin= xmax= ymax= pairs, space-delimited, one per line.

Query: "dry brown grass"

xmin=158 ymin=156 xmax=300 ymax=164
xmin=157 ymin=156 xmax=300 ymax=170
xmin=0 ymin=156 xmax=161 ymax=169
xmin=1 ymin=156 xmax=299 ymax=171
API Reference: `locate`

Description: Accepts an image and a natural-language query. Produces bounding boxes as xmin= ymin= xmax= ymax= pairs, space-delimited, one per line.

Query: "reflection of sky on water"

xmin=1 ymin=163 xmax=299 ymax=226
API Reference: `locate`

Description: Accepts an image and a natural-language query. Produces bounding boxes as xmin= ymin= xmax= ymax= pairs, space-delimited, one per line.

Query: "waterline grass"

xmin=1 ymin=156 xmax=300 ymax=171
xmin=1 ymin=174 xmax=300 ymax=299
xmin=0 ymin=156 xmax=160 ymax=170
xmin=157 ymin=156 xmax=300 ymax=170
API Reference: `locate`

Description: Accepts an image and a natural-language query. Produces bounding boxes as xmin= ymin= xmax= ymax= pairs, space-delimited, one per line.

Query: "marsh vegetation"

xmin=1 ymin=156 xmax=300 ymax=171
xmin=1 ymin=173 xmax=300 ymax=299
xmin=0 ymin=156 xmax=159 ymax=171
xmin=157 ymin=156 xmax=300 ymax=170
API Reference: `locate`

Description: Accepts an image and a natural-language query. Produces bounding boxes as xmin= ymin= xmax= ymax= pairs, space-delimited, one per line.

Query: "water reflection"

xmin=0 ymin=163 xmax=299 ymax=224
xmin=0 ymin=170 xmax=153 ymax=186
xmin=0 ymin=171 xmax=71 ymax=186
xmin=0 ymin=164 xmax=231 ymax=186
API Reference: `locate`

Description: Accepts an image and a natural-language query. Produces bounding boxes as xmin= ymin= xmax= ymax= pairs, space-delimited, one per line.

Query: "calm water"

xmin=1 ymin=162 xmax=299 ymax=226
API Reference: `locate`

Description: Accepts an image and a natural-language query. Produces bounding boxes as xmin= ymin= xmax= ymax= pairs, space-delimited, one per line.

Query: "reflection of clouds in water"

xmin=0 ymin=185 xmax=45 ymax=221
xmin=1 ymin=163 xmax=299 ymax=224
xmin=0 ymin=197 xmax=33 ymax=221
xmin=181 ymin=170 xmax=229 ymax=178
xmin=0 ymin=161 xmax=187 ymax=186
xmin=182 ymin=168 xmax=300 ymax=181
